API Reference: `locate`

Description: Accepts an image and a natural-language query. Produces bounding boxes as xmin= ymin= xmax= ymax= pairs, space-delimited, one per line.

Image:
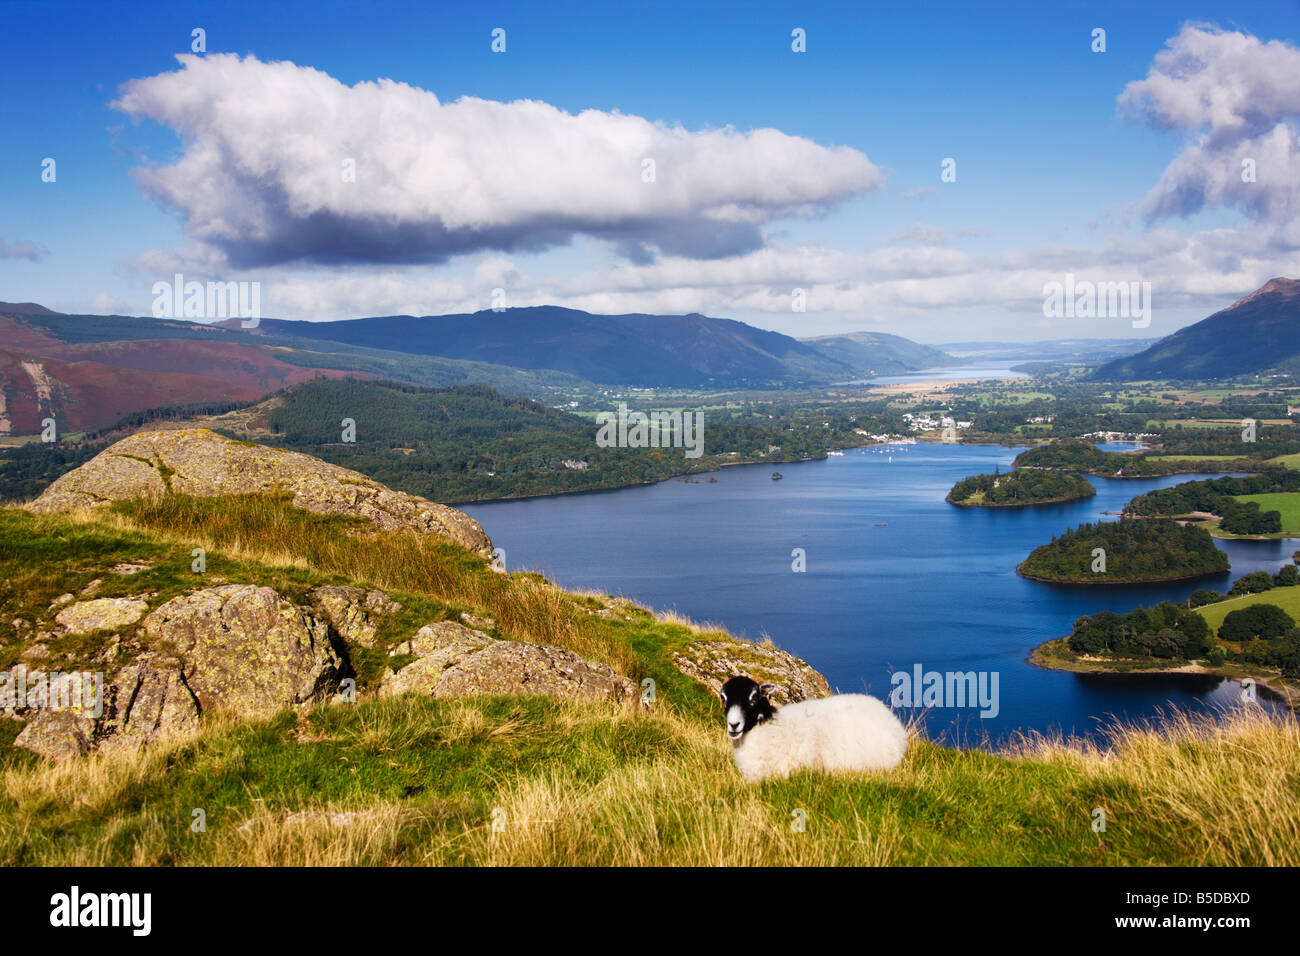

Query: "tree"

xmin=1229 ymin=572 xmax=1275 ymax=597
xmin=1218 ymin=604 xmax=1296 ymax=643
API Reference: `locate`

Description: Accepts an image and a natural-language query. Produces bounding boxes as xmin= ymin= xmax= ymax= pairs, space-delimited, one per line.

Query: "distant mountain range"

xmin=797 ymin=331 xmax=952 ymax=376
xmin=0 ymin=303 xmax=952 ymax=435
xmin=220 ymin=306 xmax=949 ymax=387
xmin=1095 ymin=278 xmax=1300 ymax=381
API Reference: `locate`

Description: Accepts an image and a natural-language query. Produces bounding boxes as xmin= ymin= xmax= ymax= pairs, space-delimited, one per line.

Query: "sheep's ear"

xmin=758 ymin=683 xmax=778 ymax=699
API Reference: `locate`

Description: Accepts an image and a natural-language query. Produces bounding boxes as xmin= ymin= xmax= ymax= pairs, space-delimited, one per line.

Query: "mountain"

xmin=0 ymin=311 xmax=371 ymax=435
xmin=0 ymin=301 xmax=59 ymax=316
xmin=0 ymin=301 xmax=951 ymax=436
xmin=797 ymin=331 xmax=952 ymax=376
xmin=1094 ymin=278 xmax=1300 ymax=381
xmin=0 ymin=306 xmax=584 ymax=435
xmin=221 ymin=306 xmax=867 ymax=387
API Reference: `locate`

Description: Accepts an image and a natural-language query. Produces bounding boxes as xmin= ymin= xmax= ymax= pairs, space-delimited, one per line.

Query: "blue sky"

xmin=3 ymin=0 xmax=1299 ymax=342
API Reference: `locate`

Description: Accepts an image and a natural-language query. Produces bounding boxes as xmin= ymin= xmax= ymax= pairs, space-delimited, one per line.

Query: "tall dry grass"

xmin=4 ymin=694 xmax=1295 ymax=867
xmin=63 ymin=495 xmax=643 ymax=677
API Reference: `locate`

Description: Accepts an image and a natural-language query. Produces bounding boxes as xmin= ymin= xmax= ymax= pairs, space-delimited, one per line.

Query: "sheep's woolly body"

xmin=731 ymin=694 xmax=908 ymax=782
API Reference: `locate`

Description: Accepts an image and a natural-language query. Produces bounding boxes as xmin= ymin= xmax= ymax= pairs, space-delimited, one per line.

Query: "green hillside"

xmin=2 ymin=496 xmax=1296 ymax=867
xmin=1196 ymin=587 xmax=1300 ymax=636
xmin=1095 ymin=278 xmax=1300 ymax=381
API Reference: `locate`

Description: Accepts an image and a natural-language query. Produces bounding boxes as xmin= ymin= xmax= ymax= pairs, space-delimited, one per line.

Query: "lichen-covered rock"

xmin=14 ymin=708 xmax=97 ymax=760
xmin=54 ymin=597 xmax=149 ymax=635
xmin=307 ymin=586 xmax=401 ymax=649
xmin=673 ymin=639 xmax=830 ymax=706
xmin=141 ymin=585 xmax=343 ymax=717
xmin=380 ymin=621 xmax=634 ymax=704
xmin=28 ymin=428 xmax=494 ymax=557
xmin=381 ymin=622 xmax=496 ymax=698
xmin=436 ymin=641 xmax=637 ymax=703
xmin=98 ymin=653 xmax=200 ymax=752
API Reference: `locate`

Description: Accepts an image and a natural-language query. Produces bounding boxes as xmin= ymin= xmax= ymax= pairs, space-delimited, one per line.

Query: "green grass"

xmin=2 ymin=691 xmax=1295 ymax=866
xmin=1147 ymin=454 xmax=1245 ymax=462
xmin=1267 ymin=452 xmax=1300 ymax=470
xmin=1195 ymin=586 xmax=1300 ymax=636
xmin=1234 ymin=492 xmax=1300 ymax=534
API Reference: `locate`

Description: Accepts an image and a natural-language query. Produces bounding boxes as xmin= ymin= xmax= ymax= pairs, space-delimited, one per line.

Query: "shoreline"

xmin=1015 ymin=564 xmax=1228 ymax=586
xmin=1029 ymin=637 xmax=1299 ymax=710
xmin=947 ymin=491 xmax=1095 ymax=508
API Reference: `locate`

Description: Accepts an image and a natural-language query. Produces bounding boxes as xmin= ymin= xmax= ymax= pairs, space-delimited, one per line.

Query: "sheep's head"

xmin=719 ymin=676 xmax=777 ymax=742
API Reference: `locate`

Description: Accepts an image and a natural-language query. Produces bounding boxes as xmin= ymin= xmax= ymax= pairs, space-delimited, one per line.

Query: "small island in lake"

xmin=947 ymin=467 xmax=1095 ymax=507
xmin=1012 ymin=439 xmax=1256 ymax=478
xmin=1018 ymin=518 xmax=1230 ymax=584
xmin=1028 ymin=576 xmax=1300 ymax=709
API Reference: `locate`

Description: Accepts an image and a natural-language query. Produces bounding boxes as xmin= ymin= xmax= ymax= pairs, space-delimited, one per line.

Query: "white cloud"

xmin=1120 ymin=23 xmax=1300 ymax=227
xmin=90 ymin=292 xmax=130 ymax=314
xmin=112 ymin=54 xmax=882 ymax=269
xmin=252 ymin=219 xmax=1300 ymax=329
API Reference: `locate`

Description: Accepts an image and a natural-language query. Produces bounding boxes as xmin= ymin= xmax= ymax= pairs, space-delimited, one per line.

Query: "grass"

xmin=1146 ymin=454 xmax=1246 ymax=462
xmin=1 ymin=692 xmax=1295 ymax=866
xmin=1267 ymin=452 xmax=1300 ymax=470
xmin=1235 ymin=492 xmax=1300 ymax=534
xmin=1195 ymin=586 xmax=1300 ymax=635
xmin=4 ymin=492 xmax=1300 ymax=866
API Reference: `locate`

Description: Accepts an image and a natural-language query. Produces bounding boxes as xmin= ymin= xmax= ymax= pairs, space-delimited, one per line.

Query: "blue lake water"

xmin=857 ymin=364 xmax=1031 ymax=385
xmin=464 ymin=443 xmax=1292 ymax=744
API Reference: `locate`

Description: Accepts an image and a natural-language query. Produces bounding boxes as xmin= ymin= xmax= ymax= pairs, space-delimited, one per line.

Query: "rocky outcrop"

xmin=27 ymin=428 xmax=494 ymax=557
xmin=54 ymin=597 xmax=149 ymax=635
xmin=98 ymin=654 xmax=201 ymax=753
xmin=141 ymin=585 xmax=343 ymax=716
xmin=12 ymin=585 xmax=345 ymax=760
xmin=673 ymin=639 xmax=830 ymax=705
xmin=13 ymin=708 xmax=97 ymax=760
xmin=9 ymin=580 xmax=640 ymax=759
xmin=381 ymin=620 xmax=635 ymax=704
xmin=306 ymin=586 xmax=401 ymax=649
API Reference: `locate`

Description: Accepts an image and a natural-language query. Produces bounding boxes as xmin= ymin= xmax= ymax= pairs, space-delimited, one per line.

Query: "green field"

xmin=1196 ymin=586 xmax=1300 ymax=636
xmin=1235 ymin=492 xmax=1300 ymax=534
xmin=1268 ymin=452 xmax=1300 ymax=470
xmin=1147 ymin=455 xmax=1245 ymax=462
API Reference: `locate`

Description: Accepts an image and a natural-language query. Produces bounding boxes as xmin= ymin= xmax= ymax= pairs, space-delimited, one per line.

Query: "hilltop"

xmin=797 ymin=331 xmax=952 ymax=376
xmin=0 ymin=431 xmax=1296 ymax=866
xmin=1095 ymin=278 xmax=1300 ymax=381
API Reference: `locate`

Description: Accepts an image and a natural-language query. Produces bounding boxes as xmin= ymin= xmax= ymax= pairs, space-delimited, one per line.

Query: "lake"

xmin=464 ymin=443 xmax=1291 ymax=743
xmin=858 ymin=364 xmax=1032 ymax=385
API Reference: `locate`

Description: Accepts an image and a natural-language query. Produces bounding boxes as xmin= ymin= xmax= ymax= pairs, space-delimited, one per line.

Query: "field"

xmin=1146 ymin=454 xmax=1244 ymax=462
xmin=1196 ymin=586 xmax=1300 ymax=635
xmin=1235 ymin=492 xmax=1300 ymax=534
xmin=1268 ymin=452 xmax=1300 ymax=470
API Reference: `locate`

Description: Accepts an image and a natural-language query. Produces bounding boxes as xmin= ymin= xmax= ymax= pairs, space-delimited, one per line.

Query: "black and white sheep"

xmin=719 ymin=676 xmax=908 ymax=782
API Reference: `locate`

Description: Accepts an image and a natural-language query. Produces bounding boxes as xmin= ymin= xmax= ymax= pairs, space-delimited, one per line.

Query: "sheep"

xmin=719 ymin=676 xmax=908 ymax=782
